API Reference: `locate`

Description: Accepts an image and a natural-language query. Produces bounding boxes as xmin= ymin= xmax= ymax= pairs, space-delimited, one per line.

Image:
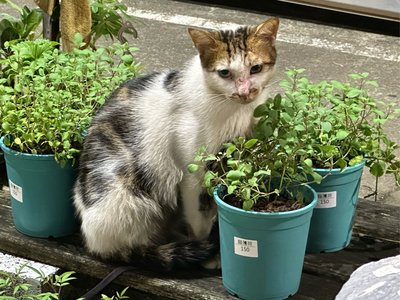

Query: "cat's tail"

xmin=139 ymin=239 xmax=219 ymax=271
xmin=129 ymin=221 xmax=220 ymax=272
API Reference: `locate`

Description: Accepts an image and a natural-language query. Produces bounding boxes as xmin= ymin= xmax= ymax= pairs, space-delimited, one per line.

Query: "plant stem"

xmin=279 ymin=164 xmax=287 ymax=191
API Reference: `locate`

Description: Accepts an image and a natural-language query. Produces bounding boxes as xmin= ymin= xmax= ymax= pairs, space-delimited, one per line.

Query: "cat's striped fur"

xmin=73 ymin=17 xmax=279 ymax=271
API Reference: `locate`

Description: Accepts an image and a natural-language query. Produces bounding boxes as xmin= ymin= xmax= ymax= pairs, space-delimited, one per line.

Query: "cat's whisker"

xmin=265 ymin=79 xmax=280 ymax=88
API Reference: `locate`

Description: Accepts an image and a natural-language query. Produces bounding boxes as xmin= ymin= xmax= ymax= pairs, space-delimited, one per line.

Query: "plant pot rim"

xmin=313 ymin=160 xmax=365 ymax=174
xmin=0 ymin=136 xmax=55 ymax=161
xmin=213 ymin=184 xmax=317 ymax=219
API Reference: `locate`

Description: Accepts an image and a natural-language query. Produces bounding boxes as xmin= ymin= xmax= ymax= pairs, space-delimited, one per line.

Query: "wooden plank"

xmin=353 ymin=199 xmax=400 ymax=242
xmin=303 ymin=234 xmax=399 ymax=282
xmin=0 ymin=186 xmax=399 ymax=299
xmin=56 ymin=271 xmax=342 ymax=300
xmin=295 ymin=273 xmax=342 ymax=300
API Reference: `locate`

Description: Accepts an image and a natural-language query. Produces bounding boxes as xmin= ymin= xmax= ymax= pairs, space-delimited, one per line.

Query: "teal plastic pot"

xmin=214 ymin=185 xmax=317 ymax=300
xmin=306 ymin=162 xmax=365 ymax=253
xmin=0 ymin=137 xmax=79 ymax=238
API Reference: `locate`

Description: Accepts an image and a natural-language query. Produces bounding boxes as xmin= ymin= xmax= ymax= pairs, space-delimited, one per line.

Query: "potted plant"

xmin=0 ymin=3 xmax=43 ymax=166
xmin=0 ymin=38 xmax=140 ymax=237
xmin=189 ymin=136 xmax=318 ymax=300
xmin=254 ymin=69 xmax=400 ymax=253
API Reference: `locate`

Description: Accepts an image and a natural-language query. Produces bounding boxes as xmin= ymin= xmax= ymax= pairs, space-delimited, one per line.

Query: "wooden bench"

xmin=0 ymin=165 xmax=399 ymax=299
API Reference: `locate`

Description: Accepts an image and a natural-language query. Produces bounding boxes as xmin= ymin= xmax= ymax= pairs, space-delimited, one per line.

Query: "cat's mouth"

xmin=231 ymin=88 xmax=259 ymax=104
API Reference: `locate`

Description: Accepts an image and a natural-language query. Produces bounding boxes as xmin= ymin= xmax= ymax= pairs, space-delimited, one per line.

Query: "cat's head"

xmin=188 ymin=17 xmax=279 ymax=104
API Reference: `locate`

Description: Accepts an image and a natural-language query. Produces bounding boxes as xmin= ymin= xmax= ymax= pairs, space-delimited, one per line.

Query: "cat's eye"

xmin=250 ymin=64 xmax=263 ymax=74
xmin=217 ymin=69 xmax=231 ymax=78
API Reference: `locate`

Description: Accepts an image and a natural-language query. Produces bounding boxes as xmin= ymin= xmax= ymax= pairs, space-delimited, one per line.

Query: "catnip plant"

xmin=0 ymin=39 xmax=140 ymax=166
xmin=255 ymin=69 xmax=400 ymax=185
xmin=189 ymin=136 xmax=320 ymax=211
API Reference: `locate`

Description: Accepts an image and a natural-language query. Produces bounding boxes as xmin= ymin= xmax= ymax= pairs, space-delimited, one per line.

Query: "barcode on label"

xmin=318 ymin=193 xmax=334 ymax=199
xmin=237 ymin=239 xmax=253 ymax=247
xmin=316 ymin=191 xmax=337 ymax=208
xmin=234 ymin=237 xmax=258 ymax=258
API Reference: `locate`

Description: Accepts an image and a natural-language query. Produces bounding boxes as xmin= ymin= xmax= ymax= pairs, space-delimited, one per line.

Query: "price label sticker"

xmin=234 ymin=237 xmax=258 ymax=258
xmin=9 ymin=180 xmax=23 ymax=203
xmin=316 ymin=191 xmax=337 ymax=208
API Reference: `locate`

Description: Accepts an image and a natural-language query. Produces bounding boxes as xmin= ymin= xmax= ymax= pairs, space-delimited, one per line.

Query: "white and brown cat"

xmin=73 ymin=17 xmax=279 ymax=271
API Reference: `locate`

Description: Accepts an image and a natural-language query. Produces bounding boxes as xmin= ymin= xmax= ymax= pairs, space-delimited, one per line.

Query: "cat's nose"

xmin=236 ymin=78 xmax=251 ymax=97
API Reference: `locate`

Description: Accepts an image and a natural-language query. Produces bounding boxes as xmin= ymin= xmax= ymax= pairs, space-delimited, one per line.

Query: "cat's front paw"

xmin=202 ymin=254 xmax=221 ymax=270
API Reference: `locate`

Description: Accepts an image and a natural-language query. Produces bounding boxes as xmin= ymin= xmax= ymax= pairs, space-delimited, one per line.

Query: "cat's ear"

xmin=188 ymin=28 xmax=221 ymax=69
xmin=254 ymin=17 xmax=279 ymax=43
xmin=188 ymin=28 xmax=219 ymax=53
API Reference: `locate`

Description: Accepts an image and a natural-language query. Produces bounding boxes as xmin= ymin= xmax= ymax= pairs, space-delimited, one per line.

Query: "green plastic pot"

xmin=214 ymin=185 xmax=317 ymax=300
xmin=306 ymin=162 xmax=365 ymax=253
xmin=0 ymin=137 xmax=79 ymax=238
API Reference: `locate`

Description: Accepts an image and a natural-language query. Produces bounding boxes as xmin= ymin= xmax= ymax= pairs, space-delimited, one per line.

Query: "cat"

xmin=73 ymin=17 xmax=279 ymax=271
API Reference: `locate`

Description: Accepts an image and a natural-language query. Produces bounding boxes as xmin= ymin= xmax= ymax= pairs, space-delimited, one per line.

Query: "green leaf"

xmin=244 ymin=138 xmax=258 ymax=149
xmin=253 ymin=103 xmax=268 ymax=117
xmin=255 ymin=122 xmax=273 ymax=139
xmin=241 ymin=187 xmax=251 ymax=200
xmin=304 ymin=158 xmax=313 ymax=167
xmin=187 ymin=164 xmax=199 ymax=173
xmin=336 ymin=158 xmax=347 ymax=170
xmin=311 ymin=171 xmax=323 ymax=184
xmin=247 ymin=177 xmax=258 ymax=187
xmin=203 ymin=171 xmax=215 ymax=187
xmin=254 ymin=169 xmax=271 ymax=177
xmin=349 ymin=73 xmax=363 ymax=80
xmin=226 ymin=170 xmax=246 ymax=181
xmin=204 ymin=154 xmax=217 ymax=161
xmin=227 ymin=185 xmax=237 ymax=194
xmin=331 ymin=80 xmax=345 ymax=90
xmin=347 ymin=89 xmax=361 ymax=98
xmin=370 ymin=161 xmax=386 ymax=177
xmin=63 ymin=140 xmax=71 ymax=149
xmin=336 ymin=130 xmax=349 ymax=140
xmin=273 ymin=94 xmax=282 ymax=108
xmin=242 ymin=199 xmax=253 ymax=211
xmin=349 ymin=156 xmax=363 ymax=166
xmin=1 ymin=122 xmax=10 ymax=131
xmin=227 ymin=159 xmax=239 ymax=168
xmin=226 ymin=144 xmax=236 ymax=157
xmin=242 ymin=163 xmax=253 ymax=174
xmin=294 ymin=124 xmax=305 ymax=131
xmin=122 ymin=54 xmax=133 ymax=65
xmin=274 ymin=160 xmax=282 ymax=169
xmin=281 ymin=112 xmax=292 ymax=123
xmin=321 ymin=122 xmax=332 ymax=132
xmin=373 ymin=118 xmax=386 ymax=125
